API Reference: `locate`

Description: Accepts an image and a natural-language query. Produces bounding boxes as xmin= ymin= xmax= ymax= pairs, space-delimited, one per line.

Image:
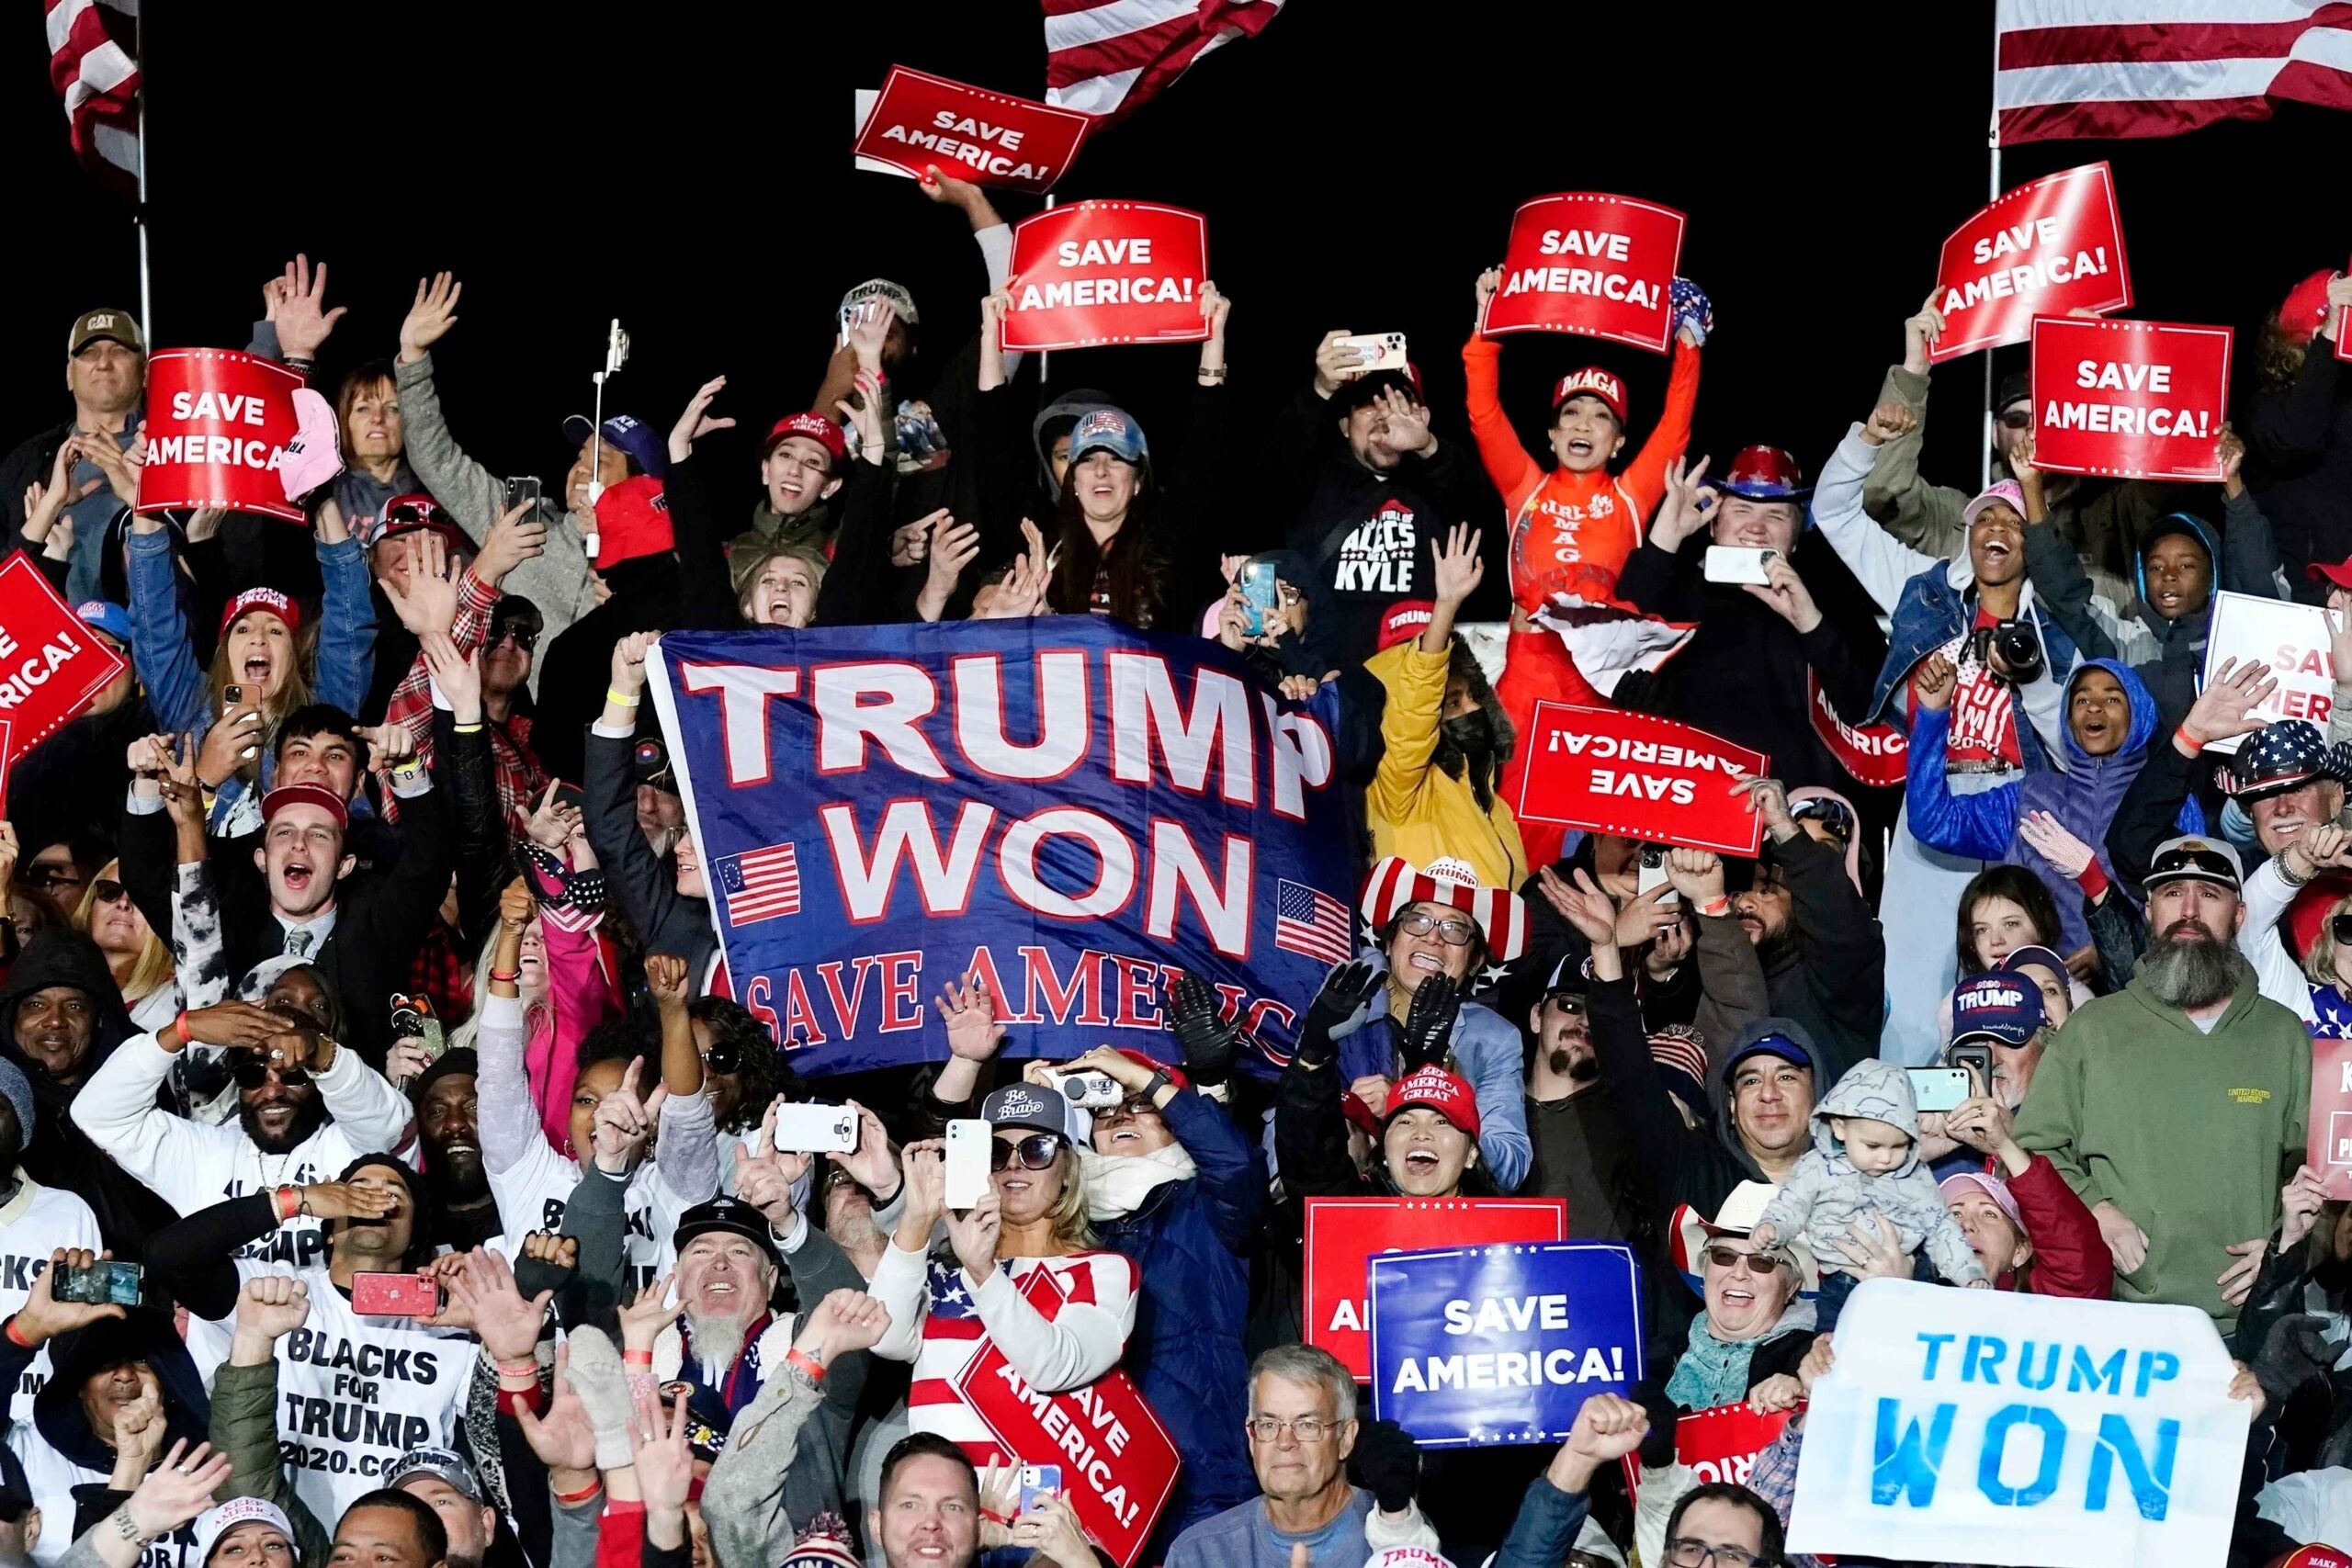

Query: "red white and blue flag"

xmin=44 ymin=0 xmax=139 ymax=193
xmin=1996 ymin=1 xmax=2352 ymax=143
xmin=718 ymin=842 xmax=801 ymax=926
xmin=1044 ymin=0 xmax=1285 ymax=120
xmin=1275 ymin=879 xmax=1354 ymax=964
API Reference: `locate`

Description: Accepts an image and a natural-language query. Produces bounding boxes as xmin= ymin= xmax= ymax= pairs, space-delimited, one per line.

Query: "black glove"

xmin=1167 ymin=972 xmax=1239 ymax=1087
xmin=1345 ymin=1416 xmax=1420 ymax=1513
xmin=1397 ymin=975 xmax=1461 ymax=1073
xmin=1295 ymin=960 xmax=1377 ymax=1069
xmin=511 ymin=1232 xmax=580 ymax=1304
xmin=1634 ymin=1383 xmax=1680 ymax=1471
xmin=2254 ymin=1312 xmax=2338 ymax=1408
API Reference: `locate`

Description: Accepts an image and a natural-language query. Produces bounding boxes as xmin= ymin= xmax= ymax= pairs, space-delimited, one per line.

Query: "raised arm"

xmin=1810 ymin=409 xmax=1941 ymax=615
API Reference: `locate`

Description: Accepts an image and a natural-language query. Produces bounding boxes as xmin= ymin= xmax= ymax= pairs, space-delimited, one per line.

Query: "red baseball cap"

xmin=590 ymin=475 xmax=675 ymax=569
xmin=369 ymin=493 xmax=470 ymax=556
xmin=1376 ymin=601 xmax=1434 ymax=652
xmin=1551 ymin=367 xmax=1626 ymax=423
xmin=261 ymin=783 xmax=349 ymax=833
xmin=2308 ymin=555 xmax=2352 ymax=591
xmin=763 ymin=412 xmax=848 ymax=468
xmin=2267 ymin=1547 xmax=2352 ymax=1568
xmin=2278 ymin=268 xmax=2339 ymax=348
xmin=1384 ymin=1066 xmax=1481 ymax=1138
xmin=219 ymin=587 xmax=301 ymax=643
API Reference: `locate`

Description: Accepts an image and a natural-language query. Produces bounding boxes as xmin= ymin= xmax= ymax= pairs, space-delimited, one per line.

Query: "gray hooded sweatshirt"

xmin=1752 ymin=1056 xmax=1985 ymax=1284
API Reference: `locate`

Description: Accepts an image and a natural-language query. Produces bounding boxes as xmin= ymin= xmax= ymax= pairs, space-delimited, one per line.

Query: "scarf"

xmin=1664 ymin=1297 xmax=1815 ymax=1410
xmin=1078 ymin=1142 xmax=1197 ymax=1222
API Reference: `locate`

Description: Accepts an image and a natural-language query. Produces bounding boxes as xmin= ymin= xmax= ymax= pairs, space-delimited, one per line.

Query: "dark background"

xmin=6 ymin=3 xmax=2348 ymax=510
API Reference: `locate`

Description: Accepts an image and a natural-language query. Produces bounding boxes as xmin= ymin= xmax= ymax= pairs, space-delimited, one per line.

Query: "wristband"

xmin=497 ymin=1357 xmax=540 ymax=1379
xmin=3 ymin=1317 xmax=30 ymax=1350
xmin=785 ymin=1347 xmax=828 ymax=1382
xmin=2075 ymin=860 xmax=2111 ymax=901
xmin=1698 ymin=896 xmax=1732 ymax=919
xmin=552 ymin=1480 xmax=602 ymax=1507
xmin=605 ymin=686 xmax=641 ymax=707
xmin=2174 ymin=728 xmax=2206 ymax=758
xmin=452 ymin=721 xmax=484 ymax=735
xmin=622 ymin=1348 xmax=654 ymax=1368
xmin=168 ymin=1010 xmax=191 ymax=1052
xmin=980 ymin=1508 xmax=1012 ymax=1527
xmin=274 ymin=1185 xmax=301 ymax=1224
xmin=2278 ymin=851 xmax=2314 ymax=890
xmin=490 ymin=969 xmax=521 ymax=985
xmin=1197 ymin=367 xmax=1228 ymax=383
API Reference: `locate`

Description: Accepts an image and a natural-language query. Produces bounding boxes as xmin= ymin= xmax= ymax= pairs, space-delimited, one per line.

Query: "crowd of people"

xmin=0 ymin=156 xmax=2343 ymax=1568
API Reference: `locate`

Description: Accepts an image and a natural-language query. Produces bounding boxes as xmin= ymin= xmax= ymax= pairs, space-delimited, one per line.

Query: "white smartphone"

xmin=1905 ymin=1067 xmax=1973 ymax=1114
xmin=944 ymin=1119 xmax=992 ymax=1210
xmin=1636 ymin=843 xmax=1679 ymax=906
xmin=1703 ymin=546 xmax=1780 ymax=586
xmin=769 ymin=1102 xmax=857 ymax=1155
xmin=1332 ymin=332 xmax=1408 ymax=378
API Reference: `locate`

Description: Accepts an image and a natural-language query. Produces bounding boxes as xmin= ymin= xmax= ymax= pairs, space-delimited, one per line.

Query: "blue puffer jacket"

xmin=1091 ymin=1089 xmax=1264 ymax=1536
xmin=1332 ymin=950 xmax=1531 ymax=1191
xmin=1905 ymin=658 xmax=2159 ymax=952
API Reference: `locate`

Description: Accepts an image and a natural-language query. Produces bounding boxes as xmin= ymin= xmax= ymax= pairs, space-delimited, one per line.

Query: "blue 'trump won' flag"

xmin=644 ymin=618 xmax=1357 ymax=1076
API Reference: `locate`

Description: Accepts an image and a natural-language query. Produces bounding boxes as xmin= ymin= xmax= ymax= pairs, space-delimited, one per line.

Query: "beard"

xmin=685 ymin=1311 xmax=751 ymax=1378
xmin=241 ymin=1095 xmax=327 ymax=1155
xmin=2139 ymin=924 xmax=2240 ymax=1010
xmin=1545 ymin=1045 xmax=1600 ymax=1085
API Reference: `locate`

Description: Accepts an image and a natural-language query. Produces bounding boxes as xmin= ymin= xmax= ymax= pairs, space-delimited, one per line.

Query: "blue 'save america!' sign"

xmin=645 ymin=618 xmax=1358 ymax=1074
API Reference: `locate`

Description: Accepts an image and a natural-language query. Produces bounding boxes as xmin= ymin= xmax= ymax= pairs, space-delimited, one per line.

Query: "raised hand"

xmin=399 ymin=273 xmax=463 ymax=364
xmin=947 ymin=1188 xmax=1004 ymax=1280
xmin=837 ymin=368 xmax=887 ymax=458
xmin=899 ymin=1139 xmax=946 ymax=1231
xmin=438 ymin=1248 xmax=551 ymax=1361
xmin=1164 ymin=971 xmax=1239 ymax=1085
xmin=381 ymin=532 xmax=459 ymax=637
xmin=273 ymin=254 xmax=347 ymax=360
xmin=1313 ymin=330 xmax=1364 ymax=397
xmin=795 ymin=1287 xmax=892 ymax=1362
xmin=2217 ymin=423 xmax=2247 ymax=498
xmin=631 ymin=1385 xmax=695 ymax=1515
xmin=1649 ymin=455 xmax=1715 ymax=550
xmin=608 ymin=630 xmax=655 ymax=697
xmin=1546 ymin=1392 xmax=1650 ymax=1494
xmin=1664 ymin=848 xmax=1726 ymax=908
xmin=526 ymin=779 xmax=584 ymax=851
xmin=591 ymin=1057 xmax=665 ymax=1175
xmin=1902 ymin=288 xmax=1946 ymax=374
xmin=1474 ymin=265 xmax=1502 ymax=327
xmin=420 ymin=633 xmax=481 ymax=724
xmin=618 ymin=1270 xmax=686 ymax=1353
xmin=514 ymin=1342 xmax=598 ymax=1472
xmin=2182 ymin=658 xmax=2278 ymax=747
xmin=1744 ymin=554 xmax=1822 ymax=632
xmin=1731 ymin=774 xmax=1798 ymax=841
xmin=124 ymin=1440 xmax=234 ymax=1542
xmin=846 ymin=301 xmax=898 ymax=374
xmin=2018 ymin=810 xmax=2096 ymax=880
xmin=1397 ymin=976 xmax=1461 ymax=1073
xmin=1862 ymin=400 xmax=1918 ymax=446
xmin=1532 ymin=865 xmax=1620 ymax=946
xmin=235 ymin=1273 xmax=311 ymax=1343
xmin=1912 ymin=649 xmax=1958 ymax=712
xmin=1429 ymin=523 xmax=1484 ymax=608
xmin=933 ymin=972 xmax=1005 ymax=1062
xmin=475 ymin=499 xmax=548 ymax=585
xmin=1369 ymin=387 xmax=1434 ymax=457
xmin=668 ymin=375 xmax=735 ymax=463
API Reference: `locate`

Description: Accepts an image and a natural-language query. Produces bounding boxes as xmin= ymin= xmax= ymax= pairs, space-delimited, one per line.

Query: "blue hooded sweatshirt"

xmin=1903 ymin=657 xmax=2159 ymax=951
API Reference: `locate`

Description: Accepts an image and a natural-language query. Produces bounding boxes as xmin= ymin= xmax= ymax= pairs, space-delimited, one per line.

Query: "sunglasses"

xmin=89 ymin=878 xmax=130 ymax=905
xmin=232 ymin=1055 xmax=311 ymax=1090
xmin=990 ymin=1133 xmax=1062 ymax=1171
xmin=491 ymin=623 xmax=538 ymax=651
xmin=1541 ymin=992 xmax=1589 ymax=1015
xmin=700 ymin=1040 xmax=741 ymax=1076
xmin=2335 ymin=914 xmax=2352 ymax=947
xmin=23 ymin=868 xmax=81 ymax=890
xmin=1997 ymin=410 xmax=2033 ymax=430
xmin=1702 ymin=1244 xmax=1789 ymax=1273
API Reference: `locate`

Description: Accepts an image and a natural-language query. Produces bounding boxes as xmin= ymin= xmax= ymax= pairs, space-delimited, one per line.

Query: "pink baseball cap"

xmin=1939 ymin=1169 xmax=2023 ymax=1231
xmin=1962 ymin=480 xmax=2028 ymax=528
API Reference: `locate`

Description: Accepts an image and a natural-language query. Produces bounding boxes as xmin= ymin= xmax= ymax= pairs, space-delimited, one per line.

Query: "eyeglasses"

xmin=1396 ymin=911 xmax=1476 ymax=946
xmin=1702 ymin=1245 xmax=1788 ymax=1274
xmin=90 ymin=878 xmax=130 ymax=905
xmin=1245 ymin=1416 xmax=1341 ymax=1443
xmin=1096 ymin=1097 xmax=1161 ymax=1122
xmin=990 ymin=1133 xmax=1062 ymax=1171
xmin=1666 ymin=1540 xmax=1766 ymax=1568
xmin=231 ymin=1054 xmax=311 ymax=1090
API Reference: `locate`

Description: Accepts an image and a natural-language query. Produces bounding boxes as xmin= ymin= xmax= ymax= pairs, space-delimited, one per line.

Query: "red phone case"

xmin=350 ymin=1271 xmax=438 ymax=1316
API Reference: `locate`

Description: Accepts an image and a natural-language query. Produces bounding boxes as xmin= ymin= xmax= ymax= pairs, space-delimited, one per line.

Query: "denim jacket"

xmin=126 ymin=521 xmax=376 ymax=831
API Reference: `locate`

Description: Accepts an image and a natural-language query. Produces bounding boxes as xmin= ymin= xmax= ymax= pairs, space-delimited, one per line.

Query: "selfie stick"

xmin=585 ymin=318 xmax=629 ymax=507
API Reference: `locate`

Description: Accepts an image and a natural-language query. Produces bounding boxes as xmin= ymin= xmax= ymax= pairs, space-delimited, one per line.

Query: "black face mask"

xmin=1442 ymin=711 xmax=1495 ymax=754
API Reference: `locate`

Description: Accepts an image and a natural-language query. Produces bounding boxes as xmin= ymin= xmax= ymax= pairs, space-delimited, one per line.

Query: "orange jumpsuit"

xmin=1462 ymin=332 xmax=1701 ymax=868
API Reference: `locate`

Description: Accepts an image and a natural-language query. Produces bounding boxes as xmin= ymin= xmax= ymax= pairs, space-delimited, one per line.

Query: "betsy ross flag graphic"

xmin=1275 ymin=879 xmax=1353 ymax=964
xmin=1996 ymin=0 xmax=2352 ymax=143
xmin=718 ymin=843 xmax=801 ymax=926
xmin=1044 ymin=0 xmax=1285 ymax=120
xmin=45 ymin=0 xmax=140 ymax=193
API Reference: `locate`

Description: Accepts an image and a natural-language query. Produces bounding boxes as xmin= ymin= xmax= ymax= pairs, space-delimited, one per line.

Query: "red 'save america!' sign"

xmin=956 ymin=1269 xmax=1180 ymax=1568
xmin=1623 ymin=1403 xmax=1793 ymax=1502
xmin=1303 ymin=1197 xmax=1567 ymax=1381
xmin=1003 ymin=202 xmax=1208 ymax=352
xmin=0 ymin=553 xmax=126 ymax=764
xmin=1928 ymin=163 xmax=2132 ymax=364
xmin=2029 ymin=316 xmax=2232 ymax=482
xmin=136 ymin=348 xmax=305 ymax=522
xmin=1516 ymin=703 xmax=1767 ymax=856
xmin=853 ymin=67 xmax=1090 ymax=193
xmin=1480 ymin=192 xmax=1685 ymax=353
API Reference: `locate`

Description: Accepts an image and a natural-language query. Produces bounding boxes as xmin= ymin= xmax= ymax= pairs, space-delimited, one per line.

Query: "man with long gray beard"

xmin=2017 ymin=834 xmax=2310 ymax=1336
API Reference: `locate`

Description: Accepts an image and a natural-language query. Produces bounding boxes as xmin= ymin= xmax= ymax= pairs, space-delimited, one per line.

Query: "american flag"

xmin=717 ymin=842 xmax=801 ymax=926
xmin=1275 ymin=878 xmax=1353 ymax=964
xmin=45 ymin=0 xmax=139 ymax=193
xmin=1996 ymin=0 xmax=2352 ymax=144
xmin=1044 ymin=0 xmax=1285 ymax=120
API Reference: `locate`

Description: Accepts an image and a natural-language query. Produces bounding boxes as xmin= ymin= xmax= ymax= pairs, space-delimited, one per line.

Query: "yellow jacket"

xmin=1364 ymin=641 xmax=1527 ymax=888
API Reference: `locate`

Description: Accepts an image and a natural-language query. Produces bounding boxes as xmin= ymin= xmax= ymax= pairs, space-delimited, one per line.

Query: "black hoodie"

xmin=30 ymin=1310 xmax=210 ymax=1473
xmin=0 ymin=931 xmax=175 ymax=1253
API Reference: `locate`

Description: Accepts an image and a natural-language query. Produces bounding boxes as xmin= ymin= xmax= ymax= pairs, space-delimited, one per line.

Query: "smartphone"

xmin=1636 ymin=843 xmax=1679 ymax=907
xmin=944 ymin=1119 xmax=993 ymax=1211
xmin=503 ymin=477 xmax=542 ymax=517
xmin=52 ymin=1260 xmax=142 ymax=1307
xmin=1017 ymin=1465 xmax=1063 ymax=1514
xmin=770 ymin=1102 xmax=858 ymax=1155
xmin=220 ymin=684 xmax=260 ymax=761
xmin=1905 ymin=1066 xmax=1974 ymax=1115
xmin=350 ymin=1271 xmax=441 ymax=1317
xmin=1332 ymin=333 xmax=1408 ymax=378
xmin=1054 ymin=1070 xmax=1123 ymax=1110
xmin=1948 ymin=1042 xmax=1996 ymax=1097
xmin=1238 ymin=559 xmax=1279 ymax=637
xmin=1703 ymin=546 xmax=1780 ymax=586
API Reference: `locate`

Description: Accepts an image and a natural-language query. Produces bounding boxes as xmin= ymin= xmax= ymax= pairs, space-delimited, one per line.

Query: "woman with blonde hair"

xmin=867 ymin=975 xmax=1137 ymax=1465
xmin=73 ymin=858 xmax=177 ymax=1033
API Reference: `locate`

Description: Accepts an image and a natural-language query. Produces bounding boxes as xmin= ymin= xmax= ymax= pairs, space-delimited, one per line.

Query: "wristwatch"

xmin=1142 ymin=1068 xmax=1174 ymax=1102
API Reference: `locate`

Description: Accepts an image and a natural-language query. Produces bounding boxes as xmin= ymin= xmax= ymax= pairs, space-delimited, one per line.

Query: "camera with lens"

xmin=1967 ymin=618 xmax=2043 ymax=685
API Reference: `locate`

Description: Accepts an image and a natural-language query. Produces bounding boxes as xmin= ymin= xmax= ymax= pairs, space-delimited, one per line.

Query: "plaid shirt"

xmin=384 ymin=566 xmax=501 ymax=754
xmin=486 ymin=712 xmax=550 ymax=839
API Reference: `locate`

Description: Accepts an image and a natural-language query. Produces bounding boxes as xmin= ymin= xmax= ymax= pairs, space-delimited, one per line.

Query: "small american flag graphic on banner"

xmin=1274 ymin=879 xmax=1352 ymax=964
xmin=718 ymin=843 xmax=801 ymax=926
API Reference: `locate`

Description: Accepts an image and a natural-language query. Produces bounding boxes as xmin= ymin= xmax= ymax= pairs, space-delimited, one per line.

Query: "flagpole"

xmin=133 ymin=1 xmax=150 ymax=334
xmin=1038 ymin=192 xmax=1056 ymax=388
xmin=1983 ymin=42 xmax=2001 ymax=490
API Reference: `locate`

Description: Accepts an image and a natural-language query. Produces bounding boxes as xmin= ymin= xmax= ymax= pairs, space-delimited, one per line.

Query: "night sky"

xmin=6 ymin=4 xmax=2348 ymax=509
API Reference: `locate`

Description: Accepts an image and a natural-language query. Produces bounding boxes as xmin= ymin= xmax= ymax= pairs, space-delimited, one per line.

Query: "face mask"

xmin=1442 ymin=712 xmax=1494 ymax=753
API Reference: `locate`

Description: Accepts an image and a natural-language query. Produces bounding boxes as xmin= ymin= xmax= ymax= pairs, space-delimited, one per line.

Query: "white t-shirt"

xmin=488 ymin=1137 xmax=697 ymax=1293
xmin=0 ymin=1179 xmax=99 ymax=1427
xmin=236 ymin=1263 xmax=479 ymax=1527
